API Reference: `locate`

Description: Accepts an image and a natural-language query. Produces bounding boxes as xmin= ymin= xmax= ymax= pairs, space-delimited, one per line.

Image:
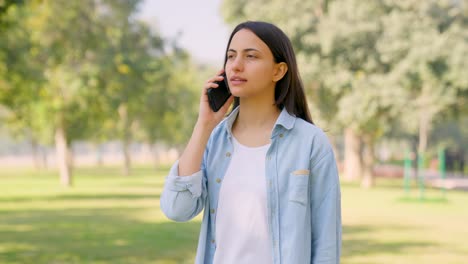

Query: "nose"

xmin=229 ymin=56 xmax=244 ymax=73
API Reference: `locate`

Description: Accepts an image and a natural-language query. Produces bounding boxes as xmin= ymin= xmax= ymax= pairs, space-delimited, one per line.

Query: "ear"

xmin=272 ymin=62 xmax=288 ymax=82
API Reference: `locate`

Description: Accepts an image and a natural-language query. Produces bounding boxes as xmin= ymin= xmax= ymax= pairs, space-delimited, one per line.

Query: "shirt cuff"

xmin=165 ymin=160 xmax=203 ymax=198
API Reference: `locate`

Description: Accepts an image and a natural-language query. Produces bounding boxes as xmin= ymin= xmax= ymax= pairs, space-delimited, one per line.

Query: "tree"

xmin=221 ymin=0 xmax=467 ymax=187
xmin=221 ymin=0 xmax=399 ymax=187
xmin=1 ymin=0 xmax=199 ymax=183
xmin=90 ymin=0 xmax=170 ymax=175
xmin=0 ymin=0 xmax=154 ymax=183
xmin=0 ymin=1 xmax=51 ymax=169
xmin=381 ymin=0 xmax=468 ymax=166
xmin=136 ymin=48 xmax=199 ymax=168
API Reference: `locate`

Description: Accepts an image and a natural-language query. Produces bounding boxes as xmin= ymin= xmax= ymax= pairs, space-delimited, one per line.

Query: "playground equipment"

xmin=438 ymin=148 xmax=446 ymax=198
xmin=403 ymin=147 xmax=447 ymax=201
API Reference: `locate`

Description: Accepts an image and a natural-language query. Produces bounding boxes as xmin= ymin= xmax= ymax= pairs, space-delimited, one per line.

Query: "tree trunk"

xmin=93 ymin=143 xmax=103 ymax=167
xmin=418 ymin=113 xmax=430 ymax=155
xmin=41 ymin=147 xmax=48 ymax=169
xmin=55 ymin=123 xmax=72 ymax=186
xmin=122 ymin=138 xmax=131 ymax=176
xmin=152 ymin=143 xmax=159 ymax=171
xmin=416 ymin=112 xmax=432 ymax=189
xmin=68 ymin=147 xmax=74 ymax=171
xmin=31 ymin=138 xmax=42 ymax=170
xmin=119 ymin=103 xmax=131 ymax=176
xmin=344 ymin=127 xmax=362 ymax=181
xmin=361 ymin=135 xmax=375 ymax=188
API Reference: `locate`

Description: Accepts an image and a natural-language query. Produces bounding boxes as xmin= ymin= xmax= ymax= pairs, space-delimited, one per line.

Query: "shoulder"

xmin=292 ymin=118 xmax=331 ymax=146
xmin=292 ymin=118 xmax=334 ymax=166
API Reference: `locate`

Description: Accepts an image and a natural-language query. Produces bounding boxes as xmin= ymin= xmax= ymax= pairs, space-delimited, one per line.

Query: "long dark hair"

xmin=224 ymin=21 xmax=313 ymax=124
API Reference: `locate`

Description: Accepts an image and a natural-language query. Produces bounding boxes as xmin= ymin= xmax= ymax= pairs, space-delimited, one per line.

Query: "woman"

xmin=160 ymin=21 xmax=341 ymax=264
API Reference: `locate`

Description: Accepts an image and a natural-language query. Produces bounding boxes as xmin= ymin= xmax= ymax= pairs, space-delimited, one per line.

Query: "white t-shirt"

xmin=213 ymin=137 xmax=272 ymax=264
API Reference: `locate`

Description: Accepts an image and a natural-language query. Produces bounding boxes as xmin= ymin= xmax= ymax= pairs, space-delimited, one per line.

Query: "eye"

xmin=227 ymin=54 xmax=235 ymax=60
xmin=246 ymin=54 xmax=256 ymax=59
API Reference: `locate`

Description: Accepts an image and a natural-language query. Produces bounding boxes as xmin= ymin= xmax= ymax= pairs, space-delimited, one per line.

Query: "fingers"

xmin=203 ymin=79 xmax=220 ymax=92
xmin=204 ymin=70 xmax=225 ymax=90
xmin=205 ymin=74 xmax=224 ymax=84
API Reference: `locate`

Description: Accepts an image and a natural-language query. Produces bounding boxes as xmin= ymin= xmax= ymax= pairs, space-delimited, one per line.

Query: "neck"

xmin=231 ymin=97 xmax=281 ymax=147
xmin=235 ymin=99 xmax=280 ymax=131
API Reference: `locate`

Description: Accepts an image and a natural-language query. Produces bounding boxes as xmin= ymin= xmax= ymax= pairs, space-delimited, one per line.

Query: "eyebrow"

xmin=227 ymin=48 xmax=261 ymax=53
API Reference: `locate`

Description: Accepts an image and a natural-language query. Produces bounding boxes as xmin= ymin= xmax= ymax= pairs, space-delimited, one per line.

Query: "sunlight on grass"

xmin=1 ymin=165 xmax=467 ymax=263
xmin=341 ymin=180 xmax=468 ymax=264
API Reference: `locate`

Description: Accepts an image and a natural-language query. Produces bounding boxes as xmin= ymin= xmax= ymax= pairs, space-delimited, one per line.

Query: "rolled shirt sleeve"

xmin=160 ymin=160 xmax=207 ymax=222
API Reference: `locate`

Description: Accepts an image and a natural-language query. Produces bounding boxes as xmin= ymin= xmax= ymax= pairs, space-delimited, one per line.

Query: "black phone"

xmin=207 ymin=73 xmax=231 ymax=112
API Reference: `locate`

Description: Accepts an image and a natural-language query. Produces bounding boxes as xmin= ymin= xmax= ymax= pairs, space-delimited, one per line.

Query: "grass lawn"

xmin=1 ymin=166 xmax=467 ymax=263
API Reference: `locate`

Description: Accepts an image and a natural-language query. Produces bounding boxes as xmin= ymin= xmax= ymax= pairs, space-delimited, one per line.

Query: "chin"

xmin=229 ymin=88 xmax=243 ymax=98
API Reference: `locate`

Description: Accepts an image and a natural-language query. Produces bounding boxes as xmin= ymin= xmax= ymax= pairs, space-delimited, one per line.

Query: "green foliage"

xmin=222 ymin=0 xmax=395 ymax=134
xmin=221 ymin=0 xmax=468 ymax=150
xmin=138 ymin=50 xmax=200 ymax=148
xmin=0 ymin=2 xmax=51 ymax=144
xmin=0 ymin=0 xmax=23 ymax=24
xmin=0 ymin=0 xmax=200 ymax=153
xmin=383 ymin=0 xmax=468 ymax=135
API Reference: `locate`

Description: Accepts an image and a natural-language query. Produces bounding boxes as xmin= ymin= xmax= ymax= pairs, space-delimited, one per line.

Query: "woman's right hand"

xmin=197 ymin=69 xmax=234 ymax=129
xmin=176 ymin=69 xmax=233 ymax=177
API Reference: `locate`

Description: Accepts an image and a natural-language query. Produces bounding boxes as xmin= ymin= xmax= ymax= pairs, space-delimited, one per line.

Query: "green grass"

xmin=1 ymin=166 xmax=467 ymax=263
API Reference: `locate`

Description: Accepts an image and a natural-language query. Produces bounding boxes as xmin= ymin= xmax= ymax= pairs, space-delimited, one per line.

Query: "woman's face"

xmin=225 ymin=29 xmax=282 ymax=101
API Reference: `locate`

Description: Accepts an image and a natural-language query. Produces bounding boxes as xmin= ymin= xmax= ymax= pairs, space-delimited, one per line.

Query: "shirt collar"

xmin=223 ymin=106 xmax=296 ymax=139
xmin=224 ymin=107 xmax=239 ymax=139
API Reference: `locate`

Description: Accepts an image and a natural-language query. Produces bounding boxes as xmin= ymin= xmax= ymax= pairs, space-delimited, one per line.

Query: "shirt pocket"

xmin=288 ymin=169 xmax=310 ymax=205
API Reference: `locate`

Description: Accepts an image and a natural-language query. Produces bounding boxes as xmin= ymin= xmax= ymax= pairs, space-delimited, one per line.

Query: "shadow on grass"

xmin=396 ymin=196 xmax=450 ymax=204
xmin=75 ymin=166 xmax=171 ymax=177
xmin=0 ymin=193 xmax=161 ymax=203
xmin=342 ymin=224 xmax=438 ymax=258
xmin=1 ymin=211 xmax=441 ymax=264
xmin=0 ymin=208 xmax=200 ymax=264
xmin=340 ymin=178 xmax=410 ymax=190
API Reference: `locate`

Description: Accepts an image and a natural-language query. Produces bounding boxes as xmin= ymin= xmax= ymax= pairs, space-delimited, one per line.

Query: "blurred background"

xmin=1 ymin=0 xmax=467 ymax=263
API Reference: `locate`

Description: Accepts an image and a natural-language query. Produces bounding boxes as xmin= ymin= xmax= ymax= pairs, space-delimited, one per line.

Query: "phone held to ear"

xmin=207 ymin=73 xmax=231 ymax=112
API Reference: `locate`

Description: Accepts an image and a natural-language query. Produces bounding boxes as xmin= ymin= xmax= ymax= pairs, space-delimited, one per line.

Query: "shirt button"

xmin=279 ymin=133 xmax=284 ymax=138
xmin=216 ymin=178 xmax=221 ymax=183
xmin=210 ymin=209 xmax=215 ymax=214
xmin=226 ymin=152 xmax=231 ymax=157
xmin=211 ymin=239 xmax=215 ymax=244
xmin=269 ymin=180 xmax=272 ymax=187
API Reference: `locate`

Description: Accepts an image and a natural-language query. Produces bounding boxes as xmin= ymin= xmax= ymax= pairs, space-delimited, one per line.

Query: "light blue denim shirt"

xmin=160 ymin=107 xmax=342 ymax=264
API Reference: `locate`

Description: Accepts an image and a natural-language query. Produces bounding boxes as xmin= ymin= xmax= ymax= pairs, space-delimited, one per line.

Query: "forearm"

xmin=178 ymin=121 xmax=215 ymax=176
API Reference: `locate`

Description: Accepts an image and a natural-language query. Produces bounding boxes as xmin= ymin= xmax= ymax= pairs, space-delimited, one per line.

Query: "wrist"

xmin=195 ymin=118 xmax=218 ymax=131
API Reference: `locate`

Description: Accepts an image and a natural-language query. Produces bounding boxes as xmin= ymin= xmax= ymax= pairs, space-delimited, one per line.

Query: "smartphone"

xmin=207 ymin=73 xmax=231 ymax=112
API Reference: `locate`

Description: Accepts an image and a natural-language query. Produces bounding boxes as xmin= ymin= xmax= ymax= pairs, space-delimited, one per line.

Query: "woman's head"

xmin=224 ymin=21 xmax=313 ymax=124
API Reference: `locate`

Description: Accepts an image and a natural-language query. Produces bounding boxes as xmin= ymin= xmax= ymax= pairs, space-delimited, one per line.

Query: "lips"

xmin=230 ymin=76 xmax=247 ymax=85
